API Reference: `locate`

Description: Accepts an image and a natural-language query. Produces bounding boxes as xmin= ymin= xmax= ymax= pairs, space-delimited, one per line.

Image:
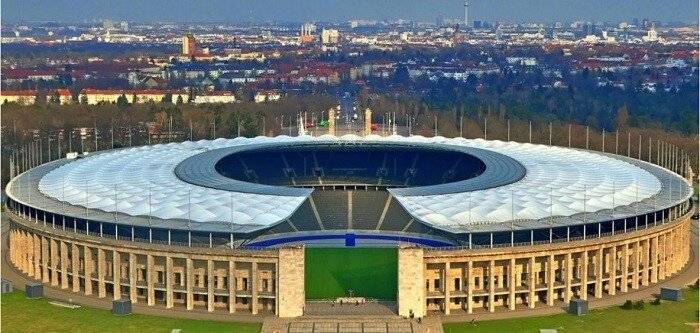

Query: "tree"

xmin=116 ymin=94 xmax=129 ymax=108
xmin=615 ymin=104 xmax=630 ymax=130
xmin=161 ymin=93 xmax=173 ymax=104
xmin=49 ymin=91 xmax=61 ymax=105
xmin=176 ymin=95 xmax=184 ymax=105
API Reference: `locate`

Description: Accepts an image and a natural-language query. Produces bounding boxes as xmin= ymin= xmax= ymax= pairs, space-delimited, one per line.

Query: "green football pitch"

xmin=304 ymin=247 xmax=398 ymax=300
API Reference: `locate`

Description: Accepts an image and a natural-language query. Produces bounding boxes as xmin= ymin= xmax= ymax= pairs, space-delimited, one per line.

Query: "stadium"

xmin=5 ymin=134 xmax=694 ymax=318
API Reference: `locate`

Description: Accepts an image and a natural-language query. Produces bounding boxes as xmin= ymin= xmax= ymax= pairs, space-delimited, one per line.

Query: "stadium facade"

xmin=5 ymin=134 xmax=694 ymax=318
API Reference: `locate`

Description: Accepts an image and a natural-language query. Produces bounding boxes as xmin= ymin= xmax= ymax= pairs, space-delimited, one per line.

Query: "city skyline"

xmin=3 ymin=0 xmax=698 ymax=24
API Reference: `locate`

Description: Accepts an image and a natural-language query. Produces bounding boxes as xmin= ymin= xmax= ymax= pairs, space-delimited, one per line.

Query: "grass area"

xmin=444 ymin=286 xmax=699 ymax=333
xmin=305 ymin=247 xmax=397 ymax=300
xmin=1 ymin=291 xmax=261 ymax=333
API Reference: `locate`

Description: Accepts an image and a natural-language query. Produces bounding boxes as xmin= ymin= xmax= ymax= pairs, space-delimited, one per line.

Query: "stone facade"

xmin=7 ymin=211 xmax=302 ymax=316
xmin=6 ymin=208 xmax=692 ymax=318
xmin=416 ymin=215 xmax=691 ymax=315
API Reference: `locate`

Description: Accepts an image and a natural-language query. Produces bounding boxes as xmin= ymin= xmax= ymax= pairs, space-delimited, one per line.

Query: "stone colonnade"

xmin=8 ymin=218 xmax=304 ymax=318
xmin=397 ymin=216 xmax=691 ymax=317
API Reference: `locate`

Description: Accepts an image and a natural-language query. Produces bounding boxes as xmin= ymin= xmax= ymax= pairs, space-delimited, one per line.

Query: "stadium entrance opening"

xmin=304 ymin=247 xmax=398 ymax=301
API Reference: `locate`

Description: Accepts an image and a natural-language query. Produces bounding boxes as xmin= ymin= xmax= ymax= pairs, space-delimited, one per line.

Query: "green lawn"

xmin=444 ymin=287 xmax=699 ymax=333
xmin=305 ymin=247 xmax=397 ymax=300
xmin=0 ymin=291 xmax=261 ymax=333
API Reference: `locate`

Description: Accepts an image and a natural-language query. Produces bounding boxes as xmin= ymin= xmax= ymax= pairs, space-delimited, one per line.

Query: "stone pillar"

xmin=547 ymin=255 xmax=555 ymax=306
xmin=50 ymin=239 xmax=59 ymax=286
xmin=165 ymin=257 xmax=174 ymax=309
xmin=251 ymin=261 xmax=259 ymax=315
xmin=84 ymin=246 xmax=93 ymax=295
xmin=186 ymin=258 xmax=194 ymax=310
xmin=443 ymin=262 xmax=450 ymax=314
xmin=41 ymin=237 xmax=49 ymax=283
xmin=113 ymin=250 xmax=121 ymax=300
xmin=228 ymin=260 xmax=237 ymax=314
xmin=328 ymin=108 xmax=336 ymax=136
xmin=609 ymin=246 xmax=617 ymax=296
xmin=71 ymin=243 xmax=80 ymax=292
xmin=595 ymin=247 xmax=603 ymax=298
xmin=488 ymin=260 xmax=495 ymax=312
xmin=641 ymin=239 xmax=649 ymax=287
xmin=277 ymin=250 xmax=306 ymax=317
xmin=397 ymin=246 xmax=425 ymax=317
xmin=60 ymin=241 xmax=69 ymax=289
xmin=97 ymin=248 xmax=106 ymax=297
xmin=650 ymin=236 xmax=658 ymax=284
xmin=564 ymin=252 xmax=572 ymax=303
xmin=621 ymin=244 xmax=629 ymax=293
xmin=658 ymin=234 xmax=666 ymax=281
xmin=581 ymin=250 xmax=589 ymax=300
xmin=364 ymin=108 xmax=373 ymax=136
xmin=33 ymin=234 xmax=41 ymax=280
xmin=207 ymin=259 xmax=215 ymax=312
xmin=528 ymin=256 xmax=536 ymax=308
xmin=129 ymin=252 xmax=137 ymax=303
xmin=466 ymin=260 xmax=473 ymax=314
xmin=26 ymin=232 xmax=34 ymax=277
xmin=147 ymin=255 xmax=155 ymax=306
xmin=508 ymin=258 xmax=516 ymax=310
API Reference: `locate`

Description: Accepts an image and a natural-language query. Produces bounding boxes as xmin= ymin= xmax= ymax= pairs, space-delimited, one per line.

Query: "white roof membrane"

xmin=31 ymin=135 xmax=676 ymax=233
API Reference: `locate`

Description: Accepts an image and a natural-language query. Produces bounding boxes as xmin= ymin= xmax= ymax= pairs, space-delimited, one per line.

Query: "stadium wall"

xmin=6 ymin=207 xmax=692 ymax=318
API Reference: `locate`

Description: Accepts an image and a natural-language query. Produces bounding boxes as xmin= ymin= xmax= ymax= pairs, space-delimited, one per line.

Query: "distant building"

xmin=193 ymin=91 xmax=236 ymax=104
xmin=254 ymin=90 xmax=282 ymax=103
xmin=299 ymin=23 xmax=316 ymax=44
xmin=642 ymin=24 xmax=660 ymax=43
xmin=321 ymin=29 xmax=339 ymax=45
xmin=0 ymin=90 xmax=37 ymax=105
xmin=182 ymin=33 xmax=197 ymax=56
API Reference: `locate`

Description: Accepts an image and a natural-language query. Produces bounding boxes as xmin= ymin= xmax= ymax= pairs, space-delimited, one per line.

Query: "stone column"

xmin=50 ymin=239 xmax=59 ymax=286
xmin=186 ymin=258 xmax=194 ymax=310
xmin=207 ymin=259 xmax=215 ymax=312
xmin=129 ymin=252 xmax=137 ymax=303
xmin=564 ymin=252 xmax=572 ymax=303
xmin=147 ymin=255 xmax=155 ymax=306
xmin=165 ymin=257 xmax=174 ymax=309
xmin=650 ymin=236 xmax=658 ymax=284
xmin=443 ymin=262 xmax=450 ymax=315
xmin=508 ymin=258 xmax=516 ymax=310
xmin=466 ymin=260 xmax=473 ymax=314
xmin=397 ymin=247 xmax=425 ymax=317
xmin=609 ymin=246 xmax=617 ymax=296
xmin=488 ymin=260 xmax=495 ymax=312
xmin=581 ymin=250 xmax=589 ymax=300
xmin=71 ymin=243 xmax=80 ymax=292
xmin=33 ymin=234 xmax=42 ymax=280
xmin=658 ymin=234 xmax=666 ymax=280
xmin=113 ymin=250 xmax=121 ymax=300
xmin=641 ymin=239 xmax=649 ymax=287
xmin=84 ymin=246 xmax=93 ymax=295
xmin=26 ymin=233 xmax=34 ymax=277
xmin=547 ymin=255 xmax=555 ymax=306
xmin=594 ymin=247 xmax=603 ymax=298
xmin=528 ymin=256 xmax=536 ymax=308
xmin=41 ymin=237 xmax=49 ymax=283
xmin=60 ymin=241 xmax=69 ymax=289
xmin=251 ymin=261 xmax=259 ymax=315
xmin=229 ymin=260 xmax=237 ymax=313
xmin=621 ymin=244 xmax=629 ymax=293
xmin=97 ymin=248 xmax=106 ymax=297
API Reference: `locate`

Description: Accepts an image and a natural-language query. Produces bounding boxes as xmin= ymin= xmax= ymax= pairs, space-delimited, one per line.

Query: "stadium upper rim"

xmin=5 ymin=134 xmax=694 ymax=237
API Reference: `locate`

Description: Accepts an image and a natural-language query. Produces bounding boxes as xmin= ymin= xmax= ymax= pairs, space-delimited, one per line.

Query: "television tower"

xmin=463 ymin=0 xmax=470 ymax=28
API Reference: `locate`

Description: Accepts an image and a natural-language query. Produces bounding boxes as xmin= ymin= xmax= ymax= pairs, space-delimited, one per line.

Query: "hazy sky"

xmin=3 ymin=0 xmax=698 ymax=23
